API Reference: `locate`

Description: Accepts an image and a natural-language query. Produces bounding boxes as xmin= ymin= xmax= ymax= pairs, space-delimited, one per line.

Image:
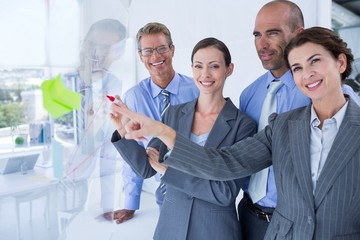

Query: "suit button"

xmin=307 ymin=216 xmax=313 ymax=225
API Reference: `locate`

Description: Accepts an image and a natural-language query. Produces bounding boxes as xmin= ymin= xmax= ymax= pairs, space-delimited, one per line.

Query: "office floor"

xmin=0 ymin=181 xmax=159 ymax=240
xmin=0 ymin=166 xmax=242 ymax=240
xmin=61 ymin=191 xmax=159 ymax=240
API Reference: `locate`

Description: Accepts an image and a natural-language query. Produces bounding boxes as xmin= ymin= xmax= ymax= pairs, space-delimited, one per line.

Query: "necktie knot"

xmin=267 ymin=80 xmax=283 ymax=94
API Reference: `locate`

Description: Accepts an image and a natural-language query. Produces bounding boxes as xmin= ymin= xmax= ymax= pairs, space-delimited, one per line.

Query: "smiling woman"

xmin=0 ymin=1 xmax=342 ymax=239
xmin=108 ymin=27 xmax=360 ymax=240
xmin=110 ymin=37 xmax=256 ymax=240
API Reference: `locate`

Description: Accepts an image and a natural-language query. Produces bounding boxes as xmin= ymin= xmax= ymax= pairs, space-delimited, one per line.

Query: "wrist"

xmin=117 ymin=128 xmax=126 ymax=138
xmin=158 ymin=125 xmax=176 ymax=150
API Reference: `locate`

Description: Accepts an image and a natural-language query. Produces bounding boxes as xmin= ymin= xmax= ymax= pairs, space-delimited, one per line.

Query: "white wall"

xmin=76 ymin=0 xmax=332 ymax=102
xmin=126 ymin=0 xmax=331 ymax=104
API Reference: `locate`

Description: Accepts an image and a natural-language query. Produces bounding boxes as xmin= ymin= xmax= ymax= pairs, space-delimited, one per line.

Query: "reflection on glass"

xmin=54 ymin=19 xmax=127 ymax=236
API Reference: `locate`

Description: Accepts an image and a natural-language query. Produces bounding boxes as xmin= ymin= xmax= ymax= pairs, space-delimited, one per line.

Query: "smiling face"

xmin=254 ymin=4 xmax=301 ymax=78
xmin=191 ymin=46 xmax=233 ymax=96
xmin=138 ymin=33 xmax=175 ymax=87
xmin=288 ymin=42 xmax=346 ymax=105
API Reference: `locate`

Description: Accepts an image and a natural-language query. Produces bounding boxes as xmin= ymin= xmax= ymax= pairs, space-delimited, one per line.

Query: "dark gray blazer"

xmin=112 ymin=98 xmax=256 ymax=240
xmin=165 ymin=98 xmax=360 ymax=240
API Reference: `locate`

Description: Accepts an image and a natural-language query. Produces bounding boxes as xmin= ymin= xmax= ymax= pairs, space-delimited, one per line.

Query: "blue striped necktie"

xmin=158 ymin=89 xmax=171 ymax=196
xmin=160 ymin=90 xmax=170 ymax=117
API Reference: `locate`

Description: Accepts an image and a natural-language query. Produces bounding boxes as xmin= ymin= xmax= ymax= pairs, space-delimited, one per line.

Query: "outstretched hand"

xmin=109 ymin=95 xmax=130 ymax=137
xmin=111 ymin=102 xmax=165 ymax=140
xmin=110 ymin=99 xmax=177 ymax=149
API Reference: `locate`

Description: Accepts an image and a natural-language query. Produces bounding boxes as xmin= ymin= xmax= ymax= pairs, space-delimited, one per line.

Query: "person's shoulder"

xmin=242 ymin=72 xmax=268 ymax=94
xmin=176 ymin=73 xmax=199 ymax=95
xmin=227 ymin=99 xmax=256 ymax=123
xmin=222 ymin=99 xmax=257 ymax=137
xmin=277 ymin=105 xmax=309 ymax=120
xmin=177 ymin=72 xmax=193 ymax=81
xmin=162 ymin=99 xmax=196 ymax=126
xmin=169 ymin=99 xmax=196 ymax=112
xmin=176 ymin=73 xmax=197 ymax=85
xmin=267 ymin=106 xmax=309 ymax=133
xmin=342 ymin=84 xmax=360 ymax=107
xmin=222 ymin=98 xmax=253 ymax=120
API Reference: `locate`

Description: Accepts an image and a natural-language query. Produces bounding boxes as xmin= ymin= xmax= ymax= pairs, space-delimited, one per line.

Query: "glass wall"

xmin=0 ymin=1 xmax=138 ymax=239
xmin=0 ymin=0 xmax=80 ymax=149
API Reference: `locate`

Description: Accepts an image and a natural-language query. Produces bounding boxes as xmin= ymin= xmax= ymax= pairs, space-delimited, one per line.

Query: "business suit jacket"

xmin=112 ymin=98 xmax=256 ymax=240
xmin=165 ymin=98 xmax=360 ymax=240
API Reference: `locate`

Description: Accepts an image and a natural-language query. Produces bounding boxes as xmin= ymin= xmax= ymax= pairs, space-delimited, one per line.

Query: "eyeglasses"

xmin=139 ymin=45 xmax=171 ymax=57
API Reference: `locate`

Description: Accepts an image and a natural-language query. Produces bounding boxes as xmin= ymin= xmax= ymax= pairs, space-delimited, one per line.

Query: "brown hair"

xmin=284 ymin=26 xmax=354 ymax=81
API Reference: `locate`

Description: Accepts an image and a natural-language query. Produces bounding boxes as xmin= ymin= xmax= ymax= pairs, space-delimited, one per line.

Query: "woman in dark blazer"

xmin=111 ymin=28 xmax=360 ymax=240
xmin=110 ymin=38 xmax=256 ymax=240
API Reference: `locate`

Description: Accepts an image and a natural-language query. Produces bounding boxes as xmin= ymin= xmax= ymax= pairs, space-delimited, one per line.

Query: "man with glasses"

xmin=104 ymin=22 xmax=199 ymax=224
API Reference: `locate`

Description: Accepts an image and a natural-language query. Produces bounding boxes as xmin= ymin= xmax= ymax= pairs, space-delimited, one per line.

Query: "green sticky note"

xmin=41 ymin=75 xmax=81 ymax=118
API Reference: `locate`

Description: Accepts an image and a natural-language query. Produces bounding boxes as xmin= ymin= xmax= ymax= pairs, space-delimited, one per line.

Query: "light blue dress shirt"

xmin=190 ymin=132 xmax=209 ymax=147
xmin=122 ymin=73 xmax=199 ymax=210
xmin=239 ymin=70 xmax=310 ymax=207
xmin=309 ymin=101 xmax=347 ymax=193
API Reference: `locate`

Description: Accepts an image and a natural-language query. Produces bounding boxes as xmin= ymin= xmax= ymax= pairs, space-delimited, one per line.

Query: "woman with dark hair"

xmin=111 ymin=27 xmax=360 ymax=239
xmin=111 ymin=37 xmax=256 ymax=240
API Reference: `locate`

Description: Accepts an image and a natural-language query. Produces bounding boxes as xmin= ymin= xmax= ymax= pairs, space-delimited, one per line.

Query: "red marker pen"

xmin=106 ymin=95 xmax=123 ymax=105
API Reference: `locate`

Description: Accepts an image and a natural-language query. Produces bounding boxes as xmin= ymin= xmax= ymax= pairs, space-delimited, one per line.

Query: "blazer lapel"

xmin=205 ymin=99 xmax=234 ymax=148
xmin=178 ymin=101 xmax=196 ymax=138
xmin=288 ymin=106 xmax=315 ymax=209
xmin=314 ymin=99 xmax=360 ymax=208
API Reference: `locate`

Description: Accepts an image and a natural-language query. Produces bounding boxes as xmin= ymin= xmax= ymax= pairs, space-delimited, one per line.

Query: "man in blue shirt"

xmin=238 ymin=1 xmax=359 ymax=239
xmin=106 ymin=22 xmax=199 ymax=224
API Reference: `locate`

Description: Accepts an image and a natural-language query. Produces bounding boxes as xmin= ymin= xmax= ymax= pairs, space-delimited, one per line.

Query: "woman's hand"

xmin=109 ymin=95 xmax=130 ymax=137
xmin=111 ymin=100 xmax=177 ymax=148
xmin=147 ymin=147 xmax=168 ymax=175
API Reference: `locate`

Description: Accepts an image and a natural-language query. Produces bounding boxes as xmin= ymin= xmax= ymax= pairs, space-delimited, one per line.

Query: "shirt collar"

xmin=310 ymin=99 xmax=349 ymax=129
xmin=150 ymin=72 xmax=181 ymax=98
xmin=266 ymin=70 xmax=296 ymax=89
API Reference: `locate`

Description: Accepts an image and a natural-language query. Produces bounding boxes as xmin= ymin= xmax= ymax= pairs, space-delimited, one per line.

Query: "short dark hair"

xmin=284 ymin=26 xmax=354 ymax=81
xmin=191 ymin=37 xmax=232 ymax=67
